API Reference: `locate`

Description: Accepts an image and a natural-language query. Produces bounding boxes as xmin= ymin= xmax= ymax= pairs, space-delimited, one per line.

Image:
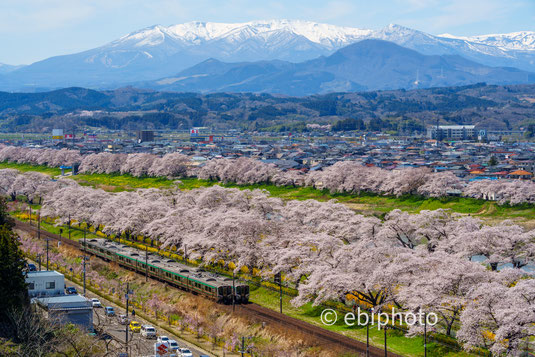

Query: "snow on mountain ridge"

xmin=118 ymin=20 xmax=373 ymax=49
xmin=439 ymin=31 xmax=535 ymax=51
xmin=114 ymin=20 xmax=535 ymax=55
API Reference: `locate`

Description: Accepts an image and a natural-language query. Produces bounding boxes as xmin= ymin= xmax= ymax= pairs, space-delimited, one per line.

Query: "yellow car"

xmin=129 ymin=321 xmax=141 ymax=333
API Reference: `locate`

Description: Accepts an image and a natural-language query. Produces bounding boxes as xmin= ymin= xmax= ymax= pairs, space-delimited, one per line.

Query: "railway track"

xmin=15 ymin=219 xmax=402 ymax=357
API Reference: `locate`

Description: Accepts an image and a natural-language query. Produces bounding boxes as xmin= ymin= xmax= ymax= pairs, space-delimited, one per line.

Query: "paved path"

xmin=24 ymin=253 xmax=212 ymax=357
xmin=69 ymin=280 xmax=212 ymax=357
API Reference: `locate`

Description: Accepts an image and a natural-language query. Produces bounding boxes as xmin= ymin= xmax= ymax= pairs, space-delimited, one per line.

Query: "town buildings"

xmin=26 ymin=271 xmax=93 ymax=330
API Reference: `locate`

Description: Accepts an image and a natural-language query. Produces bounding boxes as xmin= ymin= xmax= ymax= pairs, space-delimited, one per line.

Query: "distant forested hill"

xmin=0 ymin=83 xmax=534 ymax=133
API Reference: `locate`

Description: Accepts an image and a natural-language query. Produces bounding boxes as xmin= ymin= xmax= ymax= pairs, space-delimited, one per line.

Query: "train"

xmin=81 ymin=238 xmax=249 ymax=304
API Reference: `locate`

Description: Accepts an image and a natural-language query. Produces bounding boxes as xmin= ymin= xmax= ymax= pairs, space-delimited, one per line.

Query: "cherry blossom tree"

xmin=461 ymin=221 xmax=535 ymax=270
xmin=394 ymin=250 xmax=491 ymax=336
xmin=79 ymin=152 xmax=126 ymax=174
xmin=458 ymin=279 xmax=535 ymax=356
xmin=464 ymin=179 xmax=535 ymax=205
xmin=148 ymin=152 xmax=190 ymax=178
xmin=417 ymin=171 xmax=463 ymax=198
xmin=120 ymin=153 xmax=157 ymax=177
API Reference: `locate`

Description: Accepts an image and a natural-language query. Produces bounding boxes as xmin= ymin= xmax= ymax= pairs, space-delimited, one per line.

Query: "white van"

xmin=140 ymin=325 xmax=157 ymax=339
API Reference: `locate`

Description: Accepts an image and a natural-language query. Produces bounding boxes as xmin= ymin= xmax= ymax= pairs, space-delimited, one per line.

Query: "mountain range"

xmin=0 ymin=63 xmax=23 ymax=75
xmin=142 ymin=39 xmax=533 ymax=95
xmin=0 ymin=20 xmax=534 ymax=93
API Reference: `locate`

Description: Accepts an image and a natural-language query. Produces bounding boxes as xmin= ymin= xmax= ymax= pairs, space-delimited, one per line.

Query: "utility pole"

xmin=82 ymin=256 xmax=87 ymax=296
xmin=384 ymin=325 xmax=388 ymax=357
xmin=424 ymin=312 xmax=427 ymax=357
xmin=37 ymin=254 xmax=41 ymax=271
xmin=232 ymin=271 xmax=236 ymax=312
xmin=366 ymin=321 xmax=370 ymax=357
xmin=241 ymin=336 xmax=245 ymax=357
xmin=145 ymin=245 xmax=148 ymax=282
xmin=46 ymin=239 xmax=50 ymax=270
xmin=279 ymin=279 xmax=282 ymax=314
xmin=274 ymin=272 xmax=282 ymax=314
xmin=37 ymin=211 xmax=41 ymax=241
xmin=28 ymin=206 xmax=31 ymax=226
xmin=68 ymin=214 xmax=71 ymax=240
xmin=367 ymin=308 xmax=372 ymax=357
xmin=125 ymin=282 xmax=129 ymax=354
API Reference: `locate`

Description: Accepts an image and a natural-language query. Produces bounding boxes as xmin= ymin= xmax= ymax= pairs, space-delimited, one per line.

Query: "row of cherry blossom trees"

xmin=0 ymin=145 xmax=192 ymax=178
xmin=2 ymin=145 xmax=535 ymax=204
xmin=0 ymin=146 xmax=82 ymax=168
xmin=2 ymin=168 xmax=533 ymax=355
xmin=80 ymin=151 xmax=191 ymax=177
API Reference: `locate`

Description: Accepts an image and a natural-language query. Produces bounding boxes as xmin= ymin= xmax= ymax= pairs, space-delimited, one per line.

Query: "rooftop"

xmin=27 ymin=270 xmax=64 ymax=278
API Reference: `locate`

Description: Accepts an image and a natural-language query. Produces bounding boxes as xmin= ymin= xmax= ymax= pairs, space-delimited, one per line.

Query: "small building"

xmin=507 ymin=170 xmax=534 ymax=180
xmin=27 ymin=271 xmax=65 ymax=298
xmin=137 ymin=130 xmax=155 ymax=142
xmin=427 ymin=125 xmax=476 ymax=141
xmin=26 ymin=271 xmax=93 ymax=331
xmin=35 ymin=295 xmax=93 ymax=330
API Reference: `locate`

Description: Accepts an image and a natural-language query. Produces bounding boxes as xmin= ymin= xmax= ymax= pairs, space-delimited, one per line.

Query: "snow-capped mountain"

xmin=1 ymin=20 xmax=534 ymax=92
xmin=120 ymin=20 xmax=373 ymax=49
xmin=439 ymin=31 xmax=535 ymax=51
xmin=142 ymin=39 xmax=534 ymax=96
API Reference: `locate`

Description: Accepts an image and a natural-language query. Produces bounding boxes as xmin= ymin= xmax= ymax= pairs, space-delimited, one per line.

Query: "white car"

xmin=140 ymin=325 xmax=156 ymax=339
xmin=179 ymin=348 xmax=193 ymax=357
xmin=168 ymin=339 xmax=179 ymax=351
xmin=157 ymin=335 xmax=170 ymax=344
xmin=90 ymin=298 xmax=102 ymax=308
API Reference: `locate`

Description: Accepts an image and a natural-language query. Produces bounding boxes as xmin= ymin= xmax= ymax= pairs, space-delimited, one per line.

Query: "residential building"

xmin=427 ymin=125 xmax=476 ymax=140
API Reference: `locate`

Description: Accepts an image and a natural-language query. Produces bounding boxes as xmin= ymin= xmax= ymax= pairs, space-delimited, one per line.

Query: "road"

xmin=72 ymin=280 xmax=211 ymax=357
xmin=25 ymin=253 xmax=212 ymax=357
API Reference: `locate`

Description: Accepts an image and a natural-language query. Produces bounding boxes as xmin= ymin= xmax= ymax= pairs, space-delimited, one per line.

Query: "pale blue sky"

xmin=1 ymin=0 xmax=534 ymax=65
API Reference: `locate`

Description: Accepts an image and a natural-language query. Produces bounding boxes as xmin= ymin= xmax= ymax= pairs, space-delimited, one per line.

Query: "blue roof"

xmin=469 ymin=176 xmax=499 ymax=181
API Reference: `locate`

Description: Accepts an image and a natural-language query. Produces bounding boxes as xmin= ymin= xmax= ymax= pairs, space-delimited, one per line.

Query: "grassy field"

xmin=0 ymin=161 xmax=62 ymax=176
xmin=3 ymin=161 xmax=535 ymax=222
